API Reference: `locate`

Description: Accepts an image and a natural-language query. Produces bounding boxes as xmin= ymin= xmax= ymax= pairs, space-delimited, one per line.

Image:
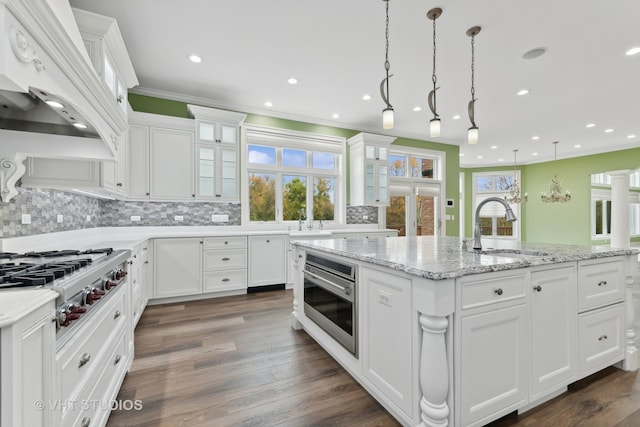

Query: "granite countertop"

xmin=291 ymin=236 xmax=640 ymax=280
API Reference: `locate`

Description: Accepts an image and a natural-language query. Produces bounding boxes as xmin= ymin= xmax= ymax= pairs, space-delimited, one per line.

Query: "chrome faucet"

xmin=473 ymin=197 xmax=517 ymax=251
xmin=298 ymin=208 xmax=305 ymax=231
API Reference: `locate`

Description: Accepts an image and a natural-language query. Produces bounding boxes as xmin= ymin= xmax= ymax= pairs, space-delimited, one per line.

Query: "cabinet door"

xmin=248 ymin=235 xmax=287 ymax=287
xmin=153 ymin=238 xmax=202 ymax=298
xmin=458 ymin=304 xmax=528 ymax=426
xmin=196 ymin=144 xmax=215 ymax=198
xmin=219 ymin=123 xmax=238 ymax=145
xmin=219 ymin=147 xmax=238 ymax=199
xmin=530 ymin=266 xmax=577 ymax=400
xmin=150 ymin=127 xmax=195 ymax=200
xmin=128 ymin=124 xmax=149 ymax=198
xmin=361 ymin=267 xmax=413 ymax=418
xmin=115 ymin=131 xmax=128 ymax=192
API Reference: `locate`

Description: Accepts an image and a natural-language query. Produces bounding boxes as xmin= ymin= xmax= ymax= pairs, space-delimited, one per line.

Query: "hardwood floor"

xmin=108 ymin=289 xmax=640 ymax=427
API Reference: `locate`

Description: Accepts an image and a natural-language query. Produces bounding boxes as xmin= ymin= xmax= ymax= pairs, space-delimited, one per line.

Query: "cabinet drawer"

xmin=461 ymin=273 xmax=526 ymax=310
xmin=578 ymin=303 xmax=625 ymax=376
xmin=578 ymin=258 xmax=625 ymax=312
xmin=204 ymin=269 xmax=247 ymax=292
xmin=57 ymin=288 xmax=127 ymax=404
xmin=204 ymin=249 xmax=247 ymax=270
xmin=204 ymin=236 xmax=247 ymax=250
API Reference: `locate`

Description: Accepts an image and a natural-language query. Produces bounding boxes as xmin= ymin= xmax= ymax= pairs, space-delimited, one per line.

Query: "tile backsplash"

xmin=1 ymin=188 xmax=378 ymax=238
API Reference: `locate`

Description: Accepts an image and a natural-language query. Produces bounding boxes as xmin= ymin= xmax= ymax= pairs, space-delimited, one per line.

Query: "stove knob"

xmin=92 ymin=288 xmax=105 ymax=296
xmin=114 ymin=269 xmax=127 ymax=280
xmin=68 ymin=304 xmax=87 ymax=314
xmin=103 ymin=279 xmax=118 ymax=290
xmin=84 ymin=288 xmax=102 ymax=304
xmin=55 ymin=308 xmax=69 ymax=327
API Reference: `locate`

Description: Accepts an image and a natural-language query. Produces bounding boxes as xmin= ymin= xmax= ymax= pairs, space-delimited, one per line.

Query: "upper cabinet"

xmin=188 ymin=105 xmax=246 ymax=201
xmin=348 ymin=133 xmax=396 ymax=206
xmin=72 ymin=8 xmax=138 ymax=121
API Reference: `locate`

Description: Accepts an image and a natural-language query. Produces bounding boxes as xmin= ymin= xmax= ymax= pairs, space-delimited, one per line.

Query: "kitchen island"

xmin=290 ymin=236 xmax=639 ymax=427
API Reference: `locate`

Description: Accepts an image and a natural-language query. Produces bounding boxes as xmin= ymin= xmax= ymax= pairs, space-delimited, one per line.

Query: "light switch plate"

xmin=86 ymin=215 xmax=91 ymax=222
xmin=57 ymin=214 xmax=64 ymax=223
xmin=131 ymin=215 xmax=141 ymax=222
xmin=211 ymin=214 xmax=229 ymax=222
xmin=21 ymin=214 xmax=31 ymax=224
xmin=174 ymin=215 xmax=184 ymax=221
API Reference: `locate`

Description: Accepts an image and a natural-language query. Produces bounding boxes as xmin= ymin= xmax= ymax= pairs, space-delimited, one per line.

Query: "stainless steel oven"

xmin=303 ymin=252 xmax=357 ymax=357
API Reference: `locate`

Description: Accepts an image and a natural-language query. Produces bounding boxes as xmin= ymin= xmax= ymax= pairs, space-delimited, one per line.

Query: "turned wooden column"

xmin=418 ymin=314 xmax=450 ymax=427
xmin=624 ymin=263 xmax=638 ymax=371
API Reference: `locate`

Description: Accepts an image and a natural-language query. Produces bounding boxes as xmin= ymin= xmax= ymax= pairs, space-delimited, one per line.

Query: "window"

xmin=243 ymin=127 xmax=344 ymax=225
xmin=389 ymin=153 xmax=437 ymax=179
xmin=472 ymin=172 xmax=521 ymax=239
xmin=591 ymin=185 xmax=640 ymax=239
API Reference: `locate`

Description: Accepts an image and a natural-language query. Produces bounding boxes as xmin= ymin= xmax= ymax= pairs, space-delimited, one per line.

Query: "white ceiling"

xmin=69 ymin=0 xmax=640 ymax=168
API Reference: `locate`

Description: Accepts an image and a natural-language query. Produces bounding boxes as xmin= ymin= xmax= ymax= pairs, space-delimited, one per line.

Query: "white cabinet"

xmin=22 ymin=157 xmax=101 ymax=189
xmin=455 ymin=271 xmax=528 ymax=427
xmin=0 ymin=294 xmax=56 ymax=427
xmin=149 ymin=127 xmax=195 ymax=200
xmin=529 ymin=265 xmax=578 ymax=401
xmin=153 ymin=238 xmax=202 ymax=298
xmin=578 ymin=257 xmax=625 ymax=312
xmin=203 ymin=236 xmax=247 ymax=292
xmin=188 ymin=104 xmax=246 ymax=201
xmin=361 ymin=267 xmax=414 ymax=418
xmin=128 ymin=123 xmax=150 ymax=198
xmin=101 ymin=129 xmax=128 ymax=194
xmin=248 ymin=235 xmax=287 ymax=287
xmin=347 ymin=133 xmax=396 ymax=206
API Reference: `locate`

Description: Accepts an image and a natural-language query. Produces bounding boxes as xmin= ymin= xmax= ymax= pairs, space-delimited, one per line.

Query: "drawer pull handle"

xmin=114 ymin=354 xmax=121 ymax=365
xmin=494 ymin=288 xmax=503 ymax=296
xmin=598 ymin=281 xmax=608 ymax=286
xmin=222 ymin=257 xmax=230 ymax=261
xmin=222 ymin=278 xmax=230 ymax=282
xmin=114 ymin=310 xmax=121 ymax=319
xmin=598 ymin=335 xmax=608 ymax=341
xmin=79 ymin=353 xmax=91 ymax=368
xmin=533 ymin=285 xmax=542 ymax=292
xmin=81 ymin=417 xmax=91 ymax=427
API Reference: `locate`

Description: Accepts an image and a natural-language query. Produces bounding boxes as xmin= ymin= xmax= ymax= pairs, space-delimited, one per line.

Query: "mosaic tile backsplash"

xmin=1 ymin=188 xmax=378 ymax=238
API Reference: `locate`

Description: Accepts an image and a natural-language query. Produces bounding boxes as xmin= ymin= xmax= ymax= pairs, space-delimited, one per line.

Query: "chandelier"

xmin=427 ymin=8 xmax=442 ymax=137
xmin=505 ymin=149 xmax=528 ymax=204
xmin=541 ymin=141 xmax=571 ymax=203
xmin=380 ymin=0 xmax=394 ymax=130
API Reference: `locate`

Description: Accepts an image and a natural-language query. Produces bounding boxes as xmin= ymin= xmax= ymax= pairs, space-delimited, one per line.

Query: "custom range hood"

xmin=0 ymin=0 xmax=137 ymax=202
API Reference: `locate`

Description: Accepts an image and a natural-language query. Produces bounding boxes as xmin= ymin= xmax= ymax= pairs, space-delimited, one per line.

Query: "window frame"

xmin=241 ymin=125 xmax=345 ymax=226
xmin=471 ymin=171 xmax=522 ymax=240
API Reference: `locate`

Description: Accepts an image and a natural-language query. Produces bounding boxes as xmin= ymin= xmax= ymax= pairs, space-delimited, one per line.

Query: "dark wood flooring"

xmin=107 ymin=289 xmax=640 ymax=427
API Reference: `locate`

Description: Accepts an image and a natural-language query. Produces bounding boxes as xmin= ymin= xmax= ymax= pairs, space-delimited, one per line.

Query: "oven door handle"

xmin=304 ymin=269 xmax=348 ymax=295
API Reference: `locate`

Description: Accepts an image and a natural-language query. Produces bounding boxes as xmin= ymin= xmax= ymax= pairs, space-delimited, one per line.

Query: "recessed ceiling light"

xmin=46 ymin=100 xmax=65 ymax=109
xmin=264 ymin=101 xmax=273 ymax=107
xmin=477 ymin=155 xmax=483 ymax=159
xmin=452 ymin=115 xmax=461 ymax=120
xmin=586 ymin=123 xmax=596 ymax=128
xmin=517 ymin=89 xmax=529 ymax=96
xmin=331 ymin=113 xmax=340 ymax=119
xmin=522 ymin=47 xmax=547 ymax=60
xmin=188 ymin=54 xmax=202 ymax=63
xmin=627 ymin=134 xmax=637 ymax=139
xmin=490 ymin=145 xmax=498 ymax=150
xmin=287 ymin=77 xmax=298 ymax=85
xmin=531 ymin=135 xmax=540 ymax=140
xmin=574 ymin=144 xmax=582 ymax=148
xmin=532 ymin=152 xmax=539 ymax=156
xmin=362 ymin=94 xmax=372 ymax=101
xmin=73 ymin=122 xmax=87 ymax=129
xmin=626 ymin=47 xmax=640 ymax=56
xmin=498 ymin=158 xmax=504 ymax=162
xmin=412 ymin=106 xmax=422 ymax=112
xmin=604 ymin=128 xmax=614 ymax=133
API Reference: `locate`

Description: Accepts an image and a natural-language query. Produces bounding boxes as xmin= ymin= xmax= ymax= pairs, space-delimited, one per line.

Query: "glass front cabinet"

xmin=348 ymin=133 xmax=396 ymax=206
xmin=188 ymin=105 xmax=247 ymax=201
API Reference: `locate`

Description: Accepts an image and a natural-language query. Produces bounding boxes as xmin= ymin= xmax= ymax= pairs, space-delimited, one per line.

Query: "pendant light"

xmin=466 ymin=26 xmax=481 ymax=144
xmin=427 ymin=8 xmax=442 ymax=138
xmin=380 ymin=0 xmax=394 ymax=130
xmin=504 ymin=149 xmax=528 ymax=204
xmin=541 ymin=141 xmax=571 ymax=203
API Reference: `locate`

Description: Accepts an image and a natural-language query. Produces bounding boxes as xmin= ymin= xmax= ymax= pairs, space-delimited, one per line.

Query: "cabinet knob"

xmin=494 ymin=288 xmax=503 ymax=296
xmin=145 ymin=192 xmax=150 ymax=196
xmin=114 ymin=354 xmax=122 ymax=365
xmin=192 ymin=194 xmax=196 ymax=198
xmin=266 ymin=239 xmax=270 ymax=243
xmin=144 ymin=260 xmax=149 ymax=264
xmin=79 ymin=352 xmax=91 ymax=368
xmin=533 ymin=285 xmax=542 ymax=292
xmin=117 ymin=182 xmax=123 ymax=187
xmin=114 ymin=310 xmax=121 ymax=319
xmin=117 ymin=95 xmax=124 ymax=103
xmin=81 ymin=417 xmax=91 ymax=427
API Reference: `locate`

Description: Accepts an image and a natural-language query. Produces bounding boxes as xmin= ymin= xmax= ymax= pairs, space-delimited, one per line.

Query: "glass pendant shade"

xmin=429 ymin=118 xmax=441 ymax=137
xmin=468 ymin=126 xmax=479 ymax=144
xmin=383 ymin=107 xmax=394 ymax=130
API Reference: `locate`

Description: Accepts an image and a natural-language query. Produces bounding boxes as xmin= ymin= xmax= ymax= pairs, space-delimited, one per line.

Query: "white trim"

xmin=471 ymin=171 xmax=522 ymax=240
